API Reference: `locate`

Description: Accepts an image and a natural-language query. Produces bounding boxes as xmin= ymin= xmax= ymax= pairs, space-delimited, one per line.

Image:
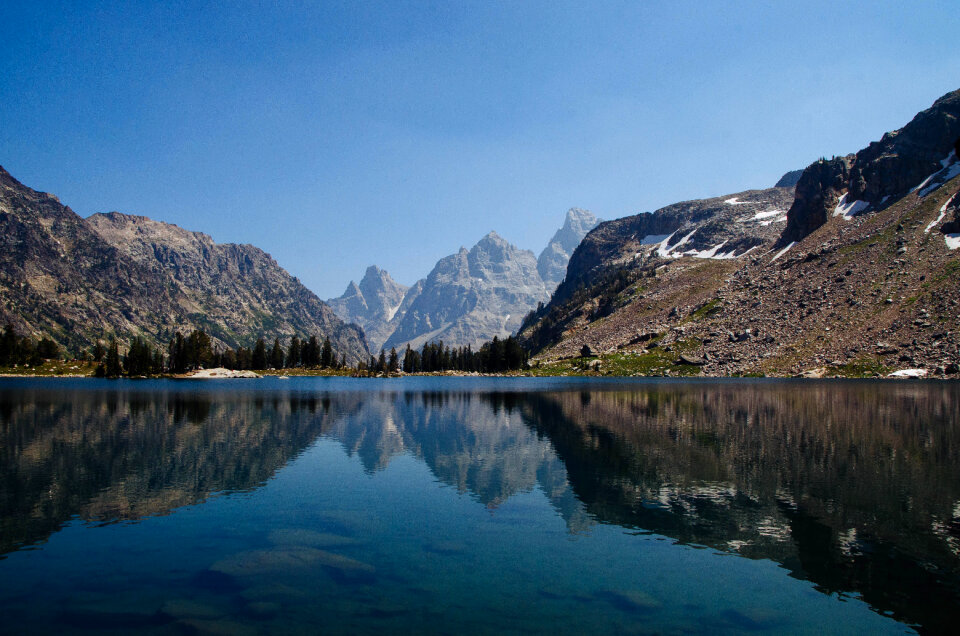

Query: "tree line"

xmin=1 ymin=322 xmax=529 ymax=377
xmin=358 ymin=335 xmax=528 ymax=375
xmin=93 ymin=330 xmax=347 ymax=377
xmin=0 ymin=324 xmax=61 ymax=367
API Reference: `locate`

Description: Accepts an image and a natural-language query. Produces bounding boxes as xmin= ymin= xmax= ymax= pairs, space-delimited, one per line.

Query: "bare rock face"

xmin=537 ymin=208 xmax=601 ymax=291
xmin=778 ymin=157 xmax=852 ymax=246
xmin=774 ymin=170 xmax=804 ymax=189
xmin=555 ymin=186 xmax=794 ymax=308
xmin=327 ymin=266 xmax=410 ymax=352
xmin=0 ymin=166 xmax=368 ymax=362
xmin=383 ymin=231 xmax=550 ymax=351
xmin=778 ymin=88 xmax=960 ymax=247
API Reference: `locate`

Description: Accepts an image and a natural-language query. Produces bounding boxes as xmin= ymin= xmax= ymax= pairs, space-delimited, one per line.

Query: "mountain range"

xmin=328 ymin=208 xmax=600 ymax=352
xmin=519 ymin=87 xmax=960 ymax=377
xmin=0 ymin=168 xmax=368 ymax=363
xmin=4 ymin=86 xmax=959 ymax=377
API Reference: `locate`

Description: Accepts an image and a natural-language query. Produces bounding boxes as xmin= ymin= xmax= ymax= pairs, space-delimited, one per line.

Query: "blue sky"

xmin=2 ymin=1 xmax=958 ymax=298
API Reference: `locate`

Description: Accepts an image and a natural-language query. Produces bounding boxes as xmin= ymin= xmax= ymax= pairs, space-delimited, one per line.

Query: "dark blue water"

xmin=1 ymin=377 xmax=958 ymax=634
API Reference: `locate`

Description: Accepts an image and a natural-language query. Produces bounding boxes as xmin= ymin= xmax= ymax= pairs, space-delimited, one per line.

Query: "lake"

xmin=0 ymin=377 xmax=957 ymax=634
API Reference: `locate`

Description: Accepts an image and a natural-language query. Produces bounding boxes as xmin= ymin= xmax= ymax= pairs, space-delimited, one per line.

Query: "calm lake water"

xmin=1 ymin=377 xmax=958 ymax=634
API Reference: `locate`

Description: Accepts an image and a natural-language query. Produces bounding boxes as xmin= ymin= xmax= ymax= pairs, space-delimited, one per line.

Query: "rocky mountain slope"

xmin=334 ymin=209 xmax=597 ymax=352
xmin=519 ymin=88 xmax=960 ymax=378
xmin=0 ymin=167 xmax=368 ymax=362
xmin=381 ymin=231 xmax=550 ymax=351
xmin=537 ymin=208 xmax=601 ymax=291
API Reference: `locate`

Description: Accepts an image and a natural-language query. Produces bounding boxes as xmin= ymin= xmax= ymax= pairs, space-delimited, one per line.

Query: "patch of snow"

xmin=920 ymin=162 xmax=960 ymax=197
xmin=759 ymin=215 xmax=788 ymax=226
xmin=751 ymin=210 xmax=783 ymax=221
xmin=687 ymin=241 xmax=727 ymax=259
xmin=833 ymin=193 xmax=870 ymax=219
xmin=914 ymin=151 xmax=960 ymax=198
xmin=888 ymin=369 xmax=927 ymax=378
xmin=724 ymin=197 xmax=748 ymax=205
xmin=771 ymin=242 xmax=795 ymax=262
xmin=925 ymin=193 xmax=956 ymax=233
xmin=385 ymin=301 xmax=402 ymax=322
xmin=914 ymin=172 xmax=938 ymax=194
xmin=639 ymin=233 xmax=672 ymax=245
xmin=657 ymin=230 xmax=697 ymax=258
xmin=945 ymin=234 xmax=960 ymax=250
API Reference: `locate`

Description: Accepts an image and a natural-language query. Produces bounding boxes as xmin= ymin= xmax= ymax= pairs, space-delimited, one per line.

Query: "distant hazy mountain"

xmin=381 ymin=231 xmax=550 ymax=351
xmin=335 ymin=209 xmax=594 ymax=352
xmin=327 ymin=265 xmax=412 ymax=352
xmin=0 ymin=166 xmax=368 ymax=362
xmin=537 ymin=208 xmax=601 ymax=291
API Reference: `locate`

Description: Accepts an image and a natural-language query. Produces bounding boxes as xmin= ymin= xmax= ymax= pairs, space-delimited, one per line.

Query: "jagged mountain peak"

xmin=362 ymin=264 xmax=388 ymax=280
xmin=327 ymin=264 xmax=410 ymax=352
xmin=538 ymin=207 xmax=602 ymax=292
xmin=563 ymin=207 xmax=599 ymax=231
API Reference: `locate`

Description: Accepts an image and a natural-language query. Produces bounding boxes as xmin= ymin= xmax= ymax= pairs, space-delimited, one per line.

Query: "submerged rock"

xmin=160 ymin=599 xmax=225 ymax=620
xmin=599 ymin=589 xmax=663 ymax=612
xmin=176 ymin=618 xmax=258 ymax=636
xmin=268 ymin=528 xmax=362 ymax=548
xmin=211 ymin=546 xmax=375 ymax=578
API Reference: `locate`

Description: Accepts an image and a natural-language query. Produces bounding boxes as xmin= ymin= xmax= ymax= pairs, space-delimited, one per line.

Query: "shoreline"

xmin=0 ymin=368 xmax=952 ymax=380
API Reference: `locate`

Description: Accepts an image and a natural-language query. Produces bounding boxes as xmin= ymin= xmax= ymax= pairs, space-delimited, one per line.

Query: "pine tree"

xmin=0 ymin=324 xmax=16 ymax=366
xmin=186 ymin=330 xmax=213 ymax=369
xmin=270 ymin=338 xmax=285 ymax=369
xmin=305 ymin=336 xmax=320 ymax=367
xmin=168 ymin=332 xmax=186 ymax=373
xmin=321 ymin=337 xmax=333 ymax=368
xmin=287 ymin=336 xmax=302 ymax=368
xmin=388 ymin=347 xmax=399 ymax=373
xmin=252 ymin=338 xmax=268 ymax=370
xmin=104 ymin=338 xmax=122 ymax=378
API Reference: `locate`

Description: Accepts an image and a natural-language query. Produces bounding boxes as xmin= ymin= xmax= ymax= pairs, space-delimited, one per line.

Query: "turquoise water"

xmin=1 ymin=377 xmax=957 ymax=634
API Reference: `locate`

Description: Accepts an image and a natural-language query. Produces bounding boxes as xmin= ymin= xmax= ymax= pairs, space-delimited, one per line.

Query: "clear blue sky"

xmin=2 ymin=1 xmax=958 ymax=298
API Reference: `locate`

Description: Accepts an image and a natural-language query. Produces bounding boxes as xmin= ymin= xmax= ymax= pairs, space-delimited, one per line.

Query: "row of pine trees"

xmin=1 ymin=322 xmax=529 ymax=377
xmin=359 ymin=336 xmax=528 ymax=375
xmin=0 ymin=324 xmax=61 ymax=367
xmin=94 ymin=330 xmax=347 ymax=377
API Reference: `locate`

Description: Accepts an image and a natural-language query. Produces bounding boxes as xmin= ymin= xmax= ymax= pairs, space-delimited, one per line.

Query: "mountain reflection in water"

xmin=0 ymin=378 xmax=958 ymax=633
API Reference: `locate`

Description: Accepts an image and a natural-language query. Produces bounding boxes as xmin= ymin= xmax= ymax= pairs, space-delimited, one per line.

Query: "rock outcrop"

xmin=0 ymin=167 xmax=368 ymax=362
xmin=774 ymin=169 xmax=804 ymax=189
xmin=552 ymin=186 xmax=794 ymax=309
xmin=778 ymin=89 xmax=960 ymax=247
